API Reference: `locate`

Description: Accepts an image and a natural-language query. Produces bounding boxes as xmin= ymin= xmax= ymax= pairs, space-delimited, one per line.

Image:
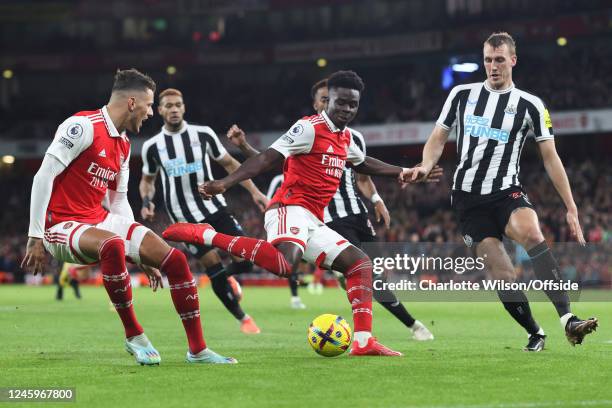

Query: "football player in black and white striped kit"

xmin=140 ymin=88 xmax=268 ymax=335
xmin=413 ymin=32 xmax=598 ymax=351
xmin=228 ymin=79 xmax=434 ymax=341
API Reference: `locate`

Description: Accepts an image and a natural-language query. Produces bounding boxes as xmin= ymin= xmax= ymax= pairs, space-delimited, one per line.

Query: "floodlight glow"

xmin=452 ymin=63 xmax=479 ymax=73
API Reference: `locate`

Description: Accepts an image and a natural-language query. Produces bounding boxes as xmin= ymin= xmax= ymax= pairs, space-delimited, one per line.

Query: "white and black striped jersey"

xmin=437 ymin=81 xmax=554 ymax=195
xmin=323 ymin=128 xmax=368 ymax=223
xmin=141 ymin=121 xmax=228 ymax=223
xmin=266 ymin=174 xmax=284 ymax=200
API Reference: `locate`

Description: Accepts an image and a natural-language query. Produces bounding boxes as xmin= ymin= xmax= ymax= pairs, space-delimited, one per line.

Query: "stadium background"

xmin=0 ymin=0 xmax=609 ymax=287
xmin=1 ymin=2 xmax=611 ymax=408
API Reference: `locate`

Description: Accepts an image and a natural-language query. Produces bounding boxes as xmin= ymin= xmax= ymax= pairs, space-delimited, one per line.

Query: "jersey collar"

xmin=321 ymin=110 xmax=345 ymax=133
xmin=483 ymin=80 xmax=515 ymax=94
xmin=101 ymin=105 xmax=121 ymax=137
xmin=163 ymin=120 xmax=188 ymax=135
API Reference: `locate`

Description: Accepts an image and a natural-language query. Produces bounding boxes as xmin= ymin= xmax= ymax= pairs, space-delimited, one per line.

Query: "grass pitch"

xmin=1 ymin=285 xmax=610 ymax=408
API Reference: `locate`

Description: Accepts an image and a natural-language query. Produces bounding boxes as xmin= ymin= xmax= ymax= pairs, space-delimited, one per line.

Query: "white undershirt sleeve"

xmin=28 ymin=154 xmax=67 ymax=238
xmin=107 ymin=190 xmax=135 ymax=222
xmin=107 ymin=145 xmax=134 ymax=221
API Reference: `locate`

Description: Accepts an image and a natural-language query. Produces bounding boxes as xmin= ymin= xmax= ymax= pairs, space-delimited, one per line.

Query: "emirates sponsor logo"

xmin=321 ymin=154 xmax=345 ymax=179
xmin=87 ymin=162 xmax=117 ymax=189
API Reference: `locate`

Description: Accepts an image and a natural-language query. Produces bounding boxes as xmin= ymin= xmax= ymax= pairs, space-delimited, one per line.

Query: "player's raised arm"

xmin=226 ymin=124 xmax=260 ymax=158
xmin=215 ymin=152 xmax=269 ymax=211
xmin=412 ymin=125 xmax=451 ymax=182
xmin=200 ymin=148 xmax=284 ymax=198
xmin=201 ymin=119 xmax=314 ymax=198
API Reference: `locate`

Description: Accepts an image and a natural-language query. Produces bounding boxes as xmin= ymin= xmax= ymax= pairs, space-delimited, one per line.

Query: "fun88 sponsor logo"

xmin=465 ymin=115 xmax=510 ymax=143
xmin=164 ymin=158 xmax=203 ymax=177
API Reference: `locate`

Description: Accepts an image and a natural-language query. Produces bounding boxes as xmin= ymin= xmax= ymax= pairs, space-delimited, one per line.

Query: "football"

xmin=307 ymin=314 xmax=352 ymax=357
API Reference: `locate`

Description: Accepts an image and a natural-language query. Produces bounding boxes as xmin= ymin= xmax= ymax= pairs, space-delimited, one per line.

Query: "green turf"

xmin=1 ymin=285 xmax=610 ymax=408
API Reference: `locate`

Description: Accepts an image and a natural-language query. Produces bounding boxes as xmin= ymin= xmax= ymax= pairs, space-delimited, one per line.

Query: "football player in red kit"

xmin=22 ymin=69 xmax=236 ymax=365
xmin=164 ymin=70 xmax=439 ymax=356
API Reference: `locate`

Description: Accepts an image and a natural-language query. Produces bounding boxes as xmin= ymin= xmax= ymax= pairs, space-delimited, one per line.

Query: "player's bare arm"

xmin=412 ymin=125 xmax=450 ymax=182
xmin=227 ymin=124 xmax=260 ymax=158
xmin=139 ymin=174 xmax=157 ymax=221
xmin=356 ymin=173 xmax=390 ymax=228
xmin=216 ymin=152 xmax=269 ymax=211
xmin=538 ymin=139 xmax=585 ymax=245
xmin=200 ymin=148 xmax=284 ymax=199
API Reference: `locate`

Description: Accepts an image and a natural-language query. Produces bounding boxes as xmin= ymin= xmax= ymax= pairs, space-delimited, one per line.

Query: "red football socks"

xmin=210 ymin=233 xmax=292 ymax=277
xmin=344 ymin=258 xmax=373 ymax=333
xmin=99 ymin=237 xmax=143 ymax=338
xmin=161 ymin=248 xmax=207 ymax=354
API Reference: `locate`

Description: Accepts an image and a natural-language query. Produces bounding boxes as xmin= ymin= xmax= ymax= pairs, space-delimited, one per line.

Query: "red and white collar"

xmin=101 ymin=105 xmax=121 ymax=137
xmin=321 ymin=110 xmax=345 ymax=133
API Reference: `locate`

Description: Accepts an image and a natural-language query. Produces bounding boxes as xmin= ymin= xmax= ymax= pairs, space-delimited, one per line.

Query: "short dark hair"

xmin=327 ymin=70 xmax=365 ymax=94
xmin=311 ymin=79 xmax=328 ymax=100
xmin=158 ymin=88 xmax=183 ymax=103
xmin=485 ymin=32 xmax=516 ymax=55
xmin=112 ymin=68 xmax=156 ymax=93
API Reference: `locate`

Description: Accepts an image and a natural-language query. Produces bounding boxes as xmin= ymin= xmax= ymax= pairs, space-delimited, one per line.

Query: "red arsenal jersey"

xmin=44 ymin=106 xmax=131 ymax=228
xmin=268 ymin=111 xmax=365 ymax=221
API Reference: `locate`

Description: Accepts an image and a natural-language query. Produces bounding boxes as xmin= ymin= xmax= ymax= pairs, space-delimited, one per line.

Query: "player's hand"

xmin=427 ymin=165 xmax=444 ymax=182
xmin=140 ymin=264 xmax=163 ymax=292
xmin=374 ymin=200 xmax=391 ymax=229
xmin=140 ymin=201 xmax=155 ymax=222
xmin=227 ymin=124 xmax=247 ymax=148
xmin=199 ymin=180 xmax=226 ymax=199
xmin=398 ymin=167 xmax=417 ymax=186
xmin=251 ymin=191 xmax=269 ymax=212
xmin=20 ymin=237 xmax=47 ymax=275
xmin=566 ymin=207 xmax=586 ymax=246
xmin=408 ymin=164 xmax=432 ymax=183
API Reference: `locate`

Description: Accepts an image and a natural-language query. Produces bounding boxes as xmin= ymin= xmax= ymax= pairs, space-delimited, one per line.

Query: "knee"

xmin=277 ymin=243 xmax=302 ymax=267
xmin=99 ymin=236 xmax=124 ymax=258
xmin=161 ymin=248 xmax=188 ymax=270
xmin=518 ymin=225 xmax=545 ymax=248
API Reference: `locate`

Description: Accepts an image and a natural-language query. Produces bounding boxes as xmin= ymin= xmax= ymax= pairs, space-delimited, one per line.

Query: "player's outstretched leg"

xmin=331 ymin=247 xmax=402 ymax=357
xmin=163 ymin=223 xmax=291 ymax=277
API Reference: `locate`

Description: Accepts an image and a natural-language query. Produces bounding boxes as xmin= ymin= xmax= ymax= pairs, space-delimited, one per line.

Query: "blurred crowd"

xmin=2 ymin=157 xmax=608 ymax=285
xmin=2 ymin=40 xmax=612 ymax=141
